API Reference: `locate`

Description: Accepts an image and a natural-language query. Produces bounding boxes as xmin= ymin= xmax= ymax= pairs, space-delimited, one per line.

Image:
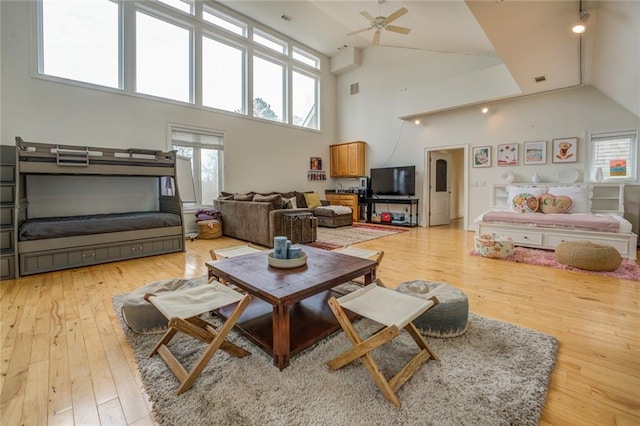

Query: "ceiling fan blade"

xmin=360 ymin=11 xmax=374 ymax=22
xmin=385 ymin=7 xmax=408 ymax=24
xmin=386 ymin=25 xmax=411 ymax=35
xmin=347 ymin=26 xmax=373 ymax=36
xmin=373 ymin=30 xmax=381 ymax=45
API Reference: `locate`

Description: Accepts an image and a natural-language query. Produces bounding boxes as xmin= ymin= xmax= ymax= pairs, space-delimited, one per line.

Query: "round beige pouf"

xmin=555 ymin=241 xmax=622 ymax=271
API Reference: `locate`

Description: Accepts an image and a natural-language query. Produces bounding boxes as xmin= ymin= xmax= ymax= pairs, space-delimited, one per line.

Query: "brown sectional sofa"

xmin=213 ymin=191 xmax=318 ymax=247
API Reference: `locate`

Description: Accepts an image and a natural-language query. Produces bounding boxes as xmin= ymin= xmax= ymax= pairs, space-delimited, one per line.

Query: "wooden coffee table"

xmin=209 ymin=245 xmax=377 ymax=370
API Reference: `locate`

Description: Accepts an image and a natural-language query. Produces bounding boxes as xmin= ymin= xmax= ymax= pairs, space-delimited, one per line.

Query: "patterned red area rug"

xmin=470 ymin=246 xmax=640 ymax=281
xmin=307 ymin=222 xmax=408 ymax=250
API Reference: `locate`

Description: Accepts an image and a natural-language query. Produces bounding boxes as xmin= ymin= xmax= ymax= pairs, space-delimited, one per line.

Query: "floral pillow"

xmin=506 ymin=185 xmax=546 ymax=211
xmin=539 ymin=194 xmax=572 ymax=214
xmin=511 ymin=193 xmax=539 ymax=213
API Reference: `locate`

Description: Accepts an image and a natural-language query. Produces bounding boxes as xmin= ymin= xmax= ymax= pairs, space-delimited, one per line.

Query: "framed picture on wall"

xmin=552 ymin=138 xmax=578 ymax=163
xmin=472 ymin=146 xmax=491 ymax=168
xmin=497 ymin=143 xmax=518 ymax=166
xmin=523 ymin=140 xmax=547 ymax=165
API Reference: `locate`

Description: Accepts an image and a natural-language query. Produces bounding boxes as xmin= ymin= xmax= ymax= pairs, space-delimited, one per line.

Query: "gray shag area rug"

xmin=113 ymin=294 xmax=557 ymax=426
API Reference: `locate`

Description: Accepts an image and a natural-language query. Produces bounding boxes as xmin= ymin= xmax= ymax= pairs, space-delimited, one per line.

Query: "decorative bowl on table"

xmin=267 ymin=251 xmax=308 ymax=268
xmin=474 ymin=234 xmax=515 ymax=259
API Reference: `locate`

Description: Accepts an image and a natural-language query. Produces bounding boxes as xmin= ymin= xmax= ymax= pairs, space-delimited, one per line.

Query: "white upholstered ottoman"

xmin=396 ymin=280 xmax=469 ymax=338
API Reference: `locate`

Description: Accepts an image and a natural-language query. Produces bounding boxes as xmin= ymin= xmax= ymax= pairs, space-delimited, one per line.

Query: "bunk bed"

xmin=14 ymin=137 xmax=185 ymax=276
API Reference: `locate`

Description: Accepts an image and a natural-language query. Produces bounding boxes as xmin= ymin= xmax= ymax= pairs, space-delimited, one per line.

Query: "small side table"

xmin=281 ymin=211 xmax=314 ymax=244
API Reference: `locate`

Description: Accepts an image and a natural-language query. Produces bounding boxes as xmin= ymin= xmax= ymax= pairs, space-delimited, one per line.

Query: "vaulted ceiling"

xmin=217 ymin=1 xmax=639 ymax=118
xmin=219 ymin=1 xmax=582 ymax=93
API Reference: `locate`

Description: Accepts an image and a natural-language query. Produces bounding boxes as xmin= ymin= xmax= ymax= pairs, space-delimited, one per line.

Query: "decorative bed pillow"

xmin=547 ymin=185 xmax=590 ymax=213
xmin=303 ymin=192 xmax=322 ymax=210
xmin=252 ymin=193 xmax=284 ymax=209
xmin=539 ymin=194 xmax=573 ymax=214
xmin=506 ymin=186 xmax=546 ymax=211
xmin=511 ymin=193 xmax=539 ymax=213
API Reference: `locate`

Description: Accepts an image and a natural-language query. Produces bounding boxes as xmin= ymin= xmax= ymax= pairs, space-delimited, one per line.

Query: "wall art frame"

xmin=497 ymin=143 xmax=519 ymax=166
xmin=552 ymin=137 xmax=578 ymax=163
xmin=472 ymin=146 xmax=491 ymax=168
xmin=523 ymin=140 xmax=547 ymax=165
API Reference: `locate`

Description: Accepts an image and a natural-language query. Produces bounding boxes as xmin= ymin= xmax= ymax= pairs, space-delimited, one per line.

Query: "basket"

xmin=198 ymin=220 xmax=222 ymax=239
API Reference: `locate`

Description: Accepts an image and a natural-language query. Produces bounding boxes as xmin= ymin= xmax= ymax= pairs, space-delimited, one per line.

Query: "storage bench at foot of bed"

xmin=18 ymin=228 xmax=184 ymax=276
xmin=477 ymin=222 xmax=638 ymax=260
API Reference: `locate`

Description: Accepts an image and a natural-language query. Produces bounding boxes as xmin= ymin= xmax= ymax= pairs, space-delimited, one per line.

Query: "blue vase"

xmin=287 ymin=246 xmax=302 ymax=259
xmin=274 ymin=236 xmax=288 ymax=259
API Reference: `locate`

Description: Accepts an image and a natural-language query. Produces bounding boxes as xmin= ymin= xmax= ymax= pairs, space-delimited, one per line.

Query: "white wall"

xmin=1 ymin=0 xmax=337 ymax=196
xmin=337 ymin=48 xmax=640 ymax=228
xmin=589 ymin=1 xmax=640 ymax=119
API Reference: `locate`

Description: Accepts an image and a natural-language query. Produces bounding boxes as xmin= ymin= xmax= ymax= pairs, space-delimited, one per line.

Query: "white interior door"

xmin=429 ymin=152 xmax=451 ymax=226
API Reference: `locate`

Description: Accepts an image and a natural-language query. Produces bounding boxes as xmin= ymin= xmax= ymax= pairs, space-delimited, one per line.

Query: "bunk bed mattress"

xmin=19 ymin=211 xmax=182 ymax=241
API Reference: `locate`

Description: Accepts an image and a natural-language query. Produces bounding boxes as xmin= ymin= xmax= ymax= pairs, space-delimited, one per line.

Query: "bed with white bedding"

xmin=474 ymin=183 xmax=638 ymax=260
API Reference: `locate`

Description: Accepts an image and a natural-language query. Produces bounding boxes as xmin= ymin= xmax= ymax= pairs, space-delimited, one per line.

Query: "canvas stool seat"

xmin=396 ymin=280 xmax=469 ymax=338
xmin=327 ymin=280 xmax=440 ymax=407
xmin=145 ymin=280 xmax=252 ymax=394
xmin=121 ymin=277 xmax=205 ymax=333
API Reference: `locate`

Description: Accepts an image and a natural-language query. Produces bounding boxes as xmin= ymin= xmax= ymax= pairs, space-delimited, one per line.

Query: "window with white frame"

xmin=155 ymin=0 xmax=193 ymax=15
xmin=36 ymin=1 xmax=322 ymax=130
xmin=588 ymin=129 xmax=639 ymax=182
xmin=39 ymin=0 xmax=120 ymax=88
xmin=203 ymin=6 xmax=247 ymax=37
xmin=171 ymin=127 xmax=224 ymax=206
xmin=292 ymin=70 xmax=318 ymax=129
xmin=135 ymin=10 xmax=192 ymax=103
xmin=202 ymin=36 xmax=245 ymax=113
xmin=253 ymin=56 xmax=285 ymax=122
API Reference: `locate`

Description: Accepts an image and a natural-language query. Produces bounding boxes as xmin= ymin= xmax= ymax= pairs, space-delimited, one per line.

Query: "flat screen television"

xmin=370 ymin=165 xmax=416 ymax=196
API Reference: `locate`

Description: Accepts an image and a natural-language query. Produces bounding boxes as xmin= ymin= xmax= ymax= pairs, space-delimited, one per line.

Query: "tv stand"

xmin=366 ymin=197 xmax=419 ymax=227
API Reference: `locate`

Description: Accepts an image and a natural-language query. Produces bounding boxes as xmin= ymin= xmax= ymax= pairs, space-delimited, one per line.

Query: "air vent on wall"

xmin=350 ymin=82 xmax=359 ymax=95
xmin=534 ymin=75 xmax=547 ymax=83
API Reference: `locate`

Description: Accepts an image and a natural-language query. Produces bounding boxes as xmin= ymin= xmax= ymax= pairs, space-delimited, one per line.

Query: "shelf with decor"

xmin=366 ymin=197 xmax=419 ymax=227
xmin=491 ymin=183 xmax=625 ymax=215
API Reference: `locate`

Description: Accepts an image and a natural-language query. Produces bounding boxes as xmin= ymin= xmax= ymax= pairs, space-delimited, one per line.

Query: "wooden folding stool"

xmin=327 ymin=280 xmax=439 ymax=407
xmin=145 ymin=281 xmax=252 ymax=394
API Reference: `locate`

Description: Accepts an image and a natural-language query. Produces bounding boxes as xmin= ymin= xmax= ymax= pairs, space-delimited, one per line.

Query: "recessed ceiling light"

xmin=481 ymin=107 xmax=489 ymax=114
xmin=414 ymin=119 xmax=421 ymax=125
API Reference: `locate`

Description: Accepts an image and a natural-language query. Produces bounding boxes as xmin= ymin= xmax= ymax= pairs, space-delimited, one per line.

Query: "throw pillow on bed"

xmin=547 ymin=185 xmax=590 ymax=213
xmin=506 ymin=185 xmax=546 ymax=211
xmin=511 ymin=193 xmax=539 ymax=213
xmin=539 ymin=194 xmax=573 ymax=214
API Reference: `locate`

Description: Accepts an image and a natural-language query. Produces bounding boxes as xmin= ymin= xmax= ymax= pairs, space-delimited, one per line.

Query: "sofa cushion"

xmin=279 ymin=191 xmax=296 ymax=200
xmin=234 ymin=193 xmax=253 ymax=201
xmin=295 ymin=191 xmax=308 ymax=208
xmin=304 ymin=192 xmax=322 ymax=210
xmin=283 ymin=196 xmax=298 ymax=209
xmin=253 ymin=193 xmax=284 ymax=209
xmin=314 ymin=205 xmax=352 ymax=217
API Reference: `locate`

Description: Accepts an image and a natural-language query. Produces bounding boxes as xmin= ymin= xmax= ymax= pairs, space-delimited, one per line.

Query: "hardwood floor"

xmin=1 ymin=225 xmax=638 ymax=425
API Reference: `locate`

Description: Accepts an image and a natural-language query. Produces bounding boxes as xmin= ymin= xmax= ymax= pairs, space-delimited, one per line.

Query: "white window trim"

xmin=32 ymin=0 xmax=323 ymax=132
xmin=586 ymin=128 xmax=639 ymax=183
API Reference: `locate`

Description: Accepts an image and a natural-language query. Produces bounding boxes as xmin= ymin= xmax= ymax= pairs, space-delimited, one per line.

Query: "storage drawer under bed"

xmin=19 ymin=235 xmax=183 ymax=276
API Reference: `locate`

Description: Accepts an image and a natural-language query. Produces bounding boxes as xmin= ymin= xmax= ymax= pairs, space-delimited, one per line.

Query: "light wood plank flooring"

xmin=1 ymin=225 xmax=638 ymax=425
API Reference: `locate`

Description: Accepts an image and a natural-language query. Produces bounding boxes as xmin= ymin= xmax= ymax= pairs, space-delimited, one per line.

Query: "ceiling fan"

xmin=347 ymin=0 xmax=411 ymax=45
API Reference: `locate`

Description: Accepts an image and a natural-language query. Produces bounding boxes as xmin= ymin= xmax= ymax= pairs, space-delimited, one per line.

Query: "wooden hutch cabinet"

xmin=330 ymin=141 xmax=366 ymax=177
